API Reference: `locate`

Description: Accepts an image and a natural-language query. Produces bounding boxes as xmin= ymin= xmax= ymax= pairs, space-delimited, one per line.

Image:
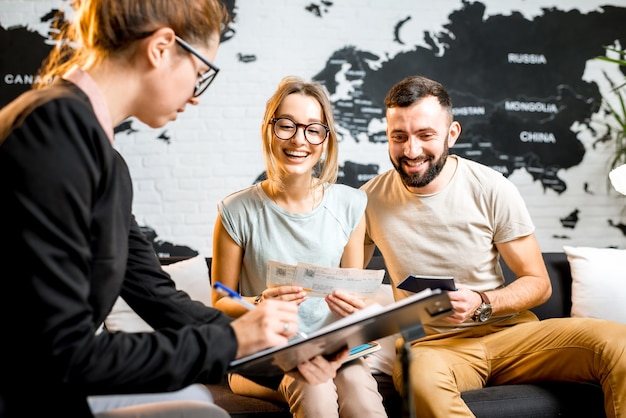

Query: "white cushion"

xmin=104 ymin=255 xmax=211 ymax=333
xmin=161 ymin=255 xmax=213 ymax=307
xmin=564 ymin=246 xmax=626 ymax=324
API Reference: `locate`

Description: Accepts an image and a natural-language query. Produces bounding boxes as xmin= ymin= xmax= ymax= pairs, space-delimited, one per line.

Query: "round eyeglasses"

xmin=270 ymin=118 xmax=329 ymax=145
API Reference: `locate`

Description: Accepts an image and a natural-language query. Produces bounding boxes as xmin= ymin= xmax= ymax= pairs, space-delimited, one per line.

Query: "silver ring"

xmin=282 ymin=321 xmax=290 ymax=334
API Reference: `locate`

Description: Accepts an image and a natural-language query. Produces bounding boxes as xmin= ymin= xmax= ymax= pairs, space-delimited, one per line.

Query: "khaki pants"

xmin=230 ymin=358 xmax=387 ymax=418
xmin=393 ymin=312 xmax=626 ymax=418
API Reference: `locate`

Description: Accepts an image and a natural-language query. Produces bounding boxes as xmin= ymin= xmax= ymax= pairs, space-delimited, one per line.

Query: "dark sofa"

xmin=162 ymin=253 xmax=606 ymax=417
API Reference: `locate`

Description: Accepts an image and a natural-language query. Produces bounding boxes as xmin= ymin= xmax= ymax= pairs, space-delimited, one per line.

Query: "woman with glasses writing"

xmin=0 ymin=2 xmax=347 ymax=417
xmin=211 ymin=76 xmax=387 ymax=418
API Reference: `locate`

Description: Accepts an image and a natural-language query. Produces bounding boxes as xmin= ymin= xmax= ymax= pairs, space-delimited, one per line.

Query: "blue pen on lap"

xmin=213 ymin=282 xmax=307 ymax=339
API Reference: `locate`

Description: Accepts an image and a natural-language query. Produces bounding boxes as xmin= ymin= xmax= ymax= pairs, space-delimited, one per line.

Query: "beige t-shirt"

xmin=361 ymin=155 xmax=535 ymax=335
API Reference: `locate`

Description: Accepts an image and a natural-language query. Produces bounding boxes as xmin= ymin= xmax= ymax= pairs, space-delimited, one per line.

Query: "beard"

xmin=391 ymin=141 xmax=449 ymax=188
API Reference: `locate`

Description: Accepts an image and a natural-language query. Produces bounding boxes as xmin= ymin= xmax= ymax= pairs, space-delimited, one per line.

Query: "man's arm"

xmin=445 ymin=234 xmax=552 ymax=324
xmin=490 ymin=233 xmax=552 ymax=315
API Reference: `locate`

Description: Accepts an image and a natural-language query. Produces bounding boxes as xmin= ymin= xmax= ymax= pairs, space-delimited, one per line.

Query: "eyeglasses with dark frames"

xmin=270 ymin=117 xmax=329 ymax=145
xmin=174 ymin=35 xmax=220 ymax=97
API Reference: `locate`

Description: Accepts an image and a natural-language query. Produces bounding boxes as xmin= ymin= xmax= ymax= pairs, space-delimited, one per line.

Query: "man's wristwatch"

xmin=471 ymin=291 xmax=493 ymax=322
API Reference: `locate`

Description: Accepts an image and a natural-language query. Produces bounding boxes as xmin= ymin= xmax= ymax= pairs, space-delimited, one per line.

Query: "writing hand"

xmin=230 ymin=299 xmax=300 ymax=358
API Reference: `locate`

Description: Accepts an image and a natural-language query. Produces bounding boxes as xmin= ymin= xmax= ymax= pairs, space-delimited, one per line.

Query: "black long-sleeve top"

xmin=0 ymin=80 xmax=237 ymax=417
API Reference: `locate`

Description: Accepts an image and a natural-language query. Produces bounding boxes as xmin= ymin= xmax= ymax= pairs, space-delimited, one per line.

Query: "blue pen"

xmin=213 ymin=281 xmax=308 ymax=339
xmin=213 ymin=282 xmax=256 ymax=310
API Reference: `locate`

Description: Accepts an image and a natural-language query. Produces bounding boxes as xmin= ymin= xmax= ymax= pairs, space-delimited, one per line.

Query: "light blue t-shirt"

xmin=218 ymin=182 xmax=367 ymax=334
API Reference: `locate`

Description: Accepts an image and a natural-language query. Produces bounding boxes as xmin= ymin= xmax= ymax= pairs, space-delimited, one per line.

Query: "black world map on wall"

xmin=313 ymin=2 xmax=626 ymax=195
xmin=1 ymin=1 xmax=626 ymax=254
xmin=2 ymin=1 xmax=624 ymax=192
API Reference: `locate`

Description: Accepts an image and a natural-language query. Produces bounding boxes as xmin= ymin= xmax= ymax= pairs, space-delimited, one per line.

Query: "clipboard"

xmin=228 ymin=289 xmax=453 ymax=376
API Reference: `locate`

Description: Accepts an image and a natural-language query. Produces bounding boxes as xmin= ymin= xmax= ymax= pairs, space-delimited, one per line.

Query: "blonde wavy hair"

xmin=261 ymin=76 xmax=339 ymax=191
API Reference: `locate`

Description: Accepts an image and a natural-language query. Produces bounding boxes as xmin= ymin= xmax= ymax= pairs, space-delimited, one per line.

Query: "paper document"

xmin=267 ymin=260 xmax=385 ymax=297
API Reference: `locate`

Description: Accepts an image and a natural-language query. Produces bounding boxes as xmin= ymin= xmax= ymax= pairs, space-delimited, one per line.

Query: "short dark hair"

xmin=384 ymin=75 xmax=453 ymax=118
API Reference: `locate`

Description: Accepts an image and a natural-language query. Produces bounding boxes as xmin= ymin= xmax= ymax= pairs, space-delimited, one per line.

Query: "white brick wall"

xmin=2 ymin=0 xmax=626 ymax=255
